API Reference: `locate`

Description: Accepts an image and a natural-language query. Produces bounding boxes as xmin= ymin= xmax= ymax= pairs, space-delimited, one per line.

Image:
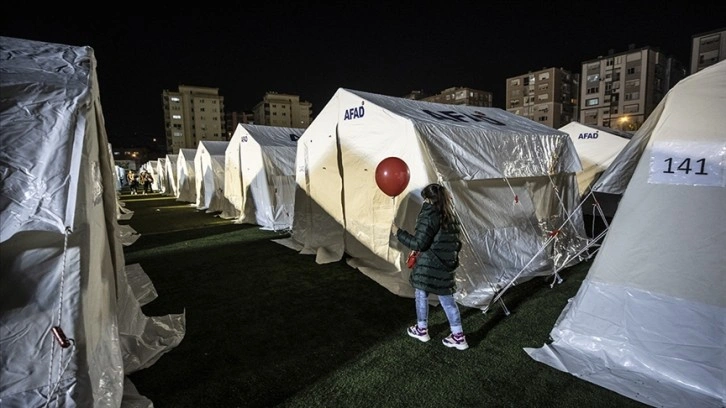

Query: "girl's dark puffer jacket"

xmin=396 ymin=202 xmax=461 ymax=295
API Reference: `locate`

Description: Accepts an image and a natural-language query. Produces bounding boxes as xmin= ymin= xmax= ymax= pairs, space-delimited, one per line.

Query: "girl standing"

xmin=391 ymin=183 xmax=467 ymax=350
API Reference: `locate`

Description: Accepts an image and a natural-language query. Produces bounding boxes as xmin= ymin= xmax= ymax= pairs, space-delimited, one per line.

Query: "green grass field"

xmin=121 ymin=194 xmax=646 ymax=408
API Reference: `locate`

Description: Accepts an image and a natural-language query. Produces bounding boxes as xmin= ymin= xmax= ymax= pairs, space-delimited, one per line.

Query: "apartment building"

xmin=690 ymin=28 xmax=726 ymax=74
xmin=506 ymin=67 xmax=579 ymax=129
xmin=162 ymin=85 xmax=225 ymax=153
xmin=421 ymin=86 xmax=493 ymax=107
xmin=579 ymin=46 xmax=685 ymax=131
xmin=252 ymin=92 xmax=312 ymax=128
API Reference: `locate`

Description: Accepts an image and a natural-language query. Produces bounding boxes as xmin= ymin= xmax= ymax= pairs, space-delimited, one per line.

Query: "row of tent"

xmin=130 ymin=123 xmax=305 ymax=233
xmin=128 ymin=117 xmax=630 ymax=241
xmin=2 ymin=33 xmax=723 ymax=408
xmin=139 ymin=95 xmax=632 ymax=312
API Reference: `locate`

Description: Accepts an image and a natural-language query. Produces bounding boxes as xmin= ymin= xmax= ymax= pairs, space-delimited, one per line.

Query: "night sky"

xmin=2 ymin=6 xmax=723 ymax=147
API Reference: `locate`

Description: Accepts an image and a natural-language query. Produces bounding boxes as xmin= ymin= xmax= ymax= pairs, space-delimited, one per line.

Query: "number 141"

xmin=662 ymin=157 xmax=708 ymax=175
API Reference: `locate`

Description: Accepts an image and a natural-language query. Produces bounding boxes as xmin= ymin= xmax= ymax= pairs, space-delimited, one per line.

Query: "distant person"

xmin=391 ymin=183 xmax=467 ymax=350
xmin=128 ymin=171 xmax=138 ymax=195
xmin=143 ymin=172 xmax=153 ymax=194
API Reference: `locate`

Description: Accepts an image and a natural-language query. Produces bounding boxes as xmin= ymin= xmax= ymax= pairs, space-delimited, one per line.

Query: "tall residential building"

xmin=162 ymin=85 xmax=225 ymax=153
xmin=421 ymin=86 xmax=493 ymax=107
xmin=506 ymin=67 xmax=579 ymax=129
xmin=579 ymin=46 xmax=685 ymax=131
xmin=252 ymin=92 xmax=312 ymax=128
xmin=690 ymin=28 xmax=726 ymax=74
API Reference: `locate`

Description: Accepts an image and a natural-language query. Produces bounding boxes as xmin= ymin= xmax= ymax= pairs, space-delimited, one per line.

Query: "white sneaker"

xmin=442 ymin=332 xmax=468 ymax=350
xmin=407 ymin=325 xmax=430 ymax=342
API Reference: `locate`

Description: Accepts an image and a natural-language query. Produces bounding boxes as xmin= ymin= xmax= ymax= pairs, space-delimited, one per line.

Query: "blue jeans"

xmin=415 ymin=288 xmax=463 ymax=334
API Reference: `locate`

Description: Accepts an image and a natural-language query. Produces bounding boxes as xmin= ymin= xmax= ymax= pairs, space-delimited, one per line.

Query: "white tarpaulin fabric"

xmin=194 ymin=140 xmax=230 ymax=212
xmin=222 ymin=134 xmax=243 ymax=220
xmin=558 ymin=121 xmax=630 ymax=196
xmin=525 ymin=60 xmax=726 ymax=408
xmin=286 ymin=88 xmax=588 ymax=309
xmin=164 ymin=154 xmax=179 ymax=197
xmin=176 ymin=148 xmax=197 ymax=203
xmin=155 ymin=157 xmax=168 ymax=194
xmin=590 ymin=101 xmax=668 ymax=196
xmin=0 ymin=36 xmax=185 ymax=408
xmin=222 ymin=123 xmax=303 ymax=230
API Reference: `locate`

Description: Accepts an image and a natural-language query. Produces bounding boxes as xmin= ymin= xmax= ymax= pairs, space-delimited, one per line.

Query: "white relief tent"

xmin=155 ymin=157 xmax=168 ymax=194
xmin=115 ymin=164 xmax=128 ymax=191
xmin=223 ymin=123 xmax=304 ymax=230
xmin=525 ymin=60 xmax=726 ymax=408
xmin=194 ymin=140 xmax=230 ymax=212
xmin=176 ymin=148 xmax=197 ymax=203
xmin=558 ymin=121 xmax=630 ymax=196
xmin=221 ymin=130 xmax=244 ymax=220
xmin=164 ymin=153 xmax=179 ymax=197
xmin=283 ymin=88 xmax=588 ymax=309
xmin=0 ymin=36 xmax=184 ymax=408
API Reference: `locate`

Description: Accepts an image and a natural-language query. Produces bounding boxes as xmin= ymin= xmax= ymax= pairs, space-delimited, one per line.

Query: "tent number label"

xmin=662 ymin=157 xmax=707 ymax=175
xmin=648 ymin=141 xmax=725 ymax=187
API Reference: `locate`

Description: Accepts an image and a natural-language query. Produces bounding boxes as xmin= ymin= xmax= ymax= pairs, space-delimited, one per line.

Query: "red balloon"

xmin=375 ymin=157 xmax=410 ymax=197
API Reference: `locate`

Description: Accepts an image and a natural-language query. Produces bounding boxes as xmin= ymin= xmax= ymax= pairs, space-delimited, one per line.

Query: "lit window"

xmin=586 ymin=98 xmax=599 ymax=106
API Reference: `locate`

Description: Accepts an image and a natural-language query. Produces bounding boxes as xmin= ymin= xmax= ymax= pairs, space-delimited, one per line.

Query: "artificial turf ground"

xmin=120 ymin=194 xmax=646 ymax=408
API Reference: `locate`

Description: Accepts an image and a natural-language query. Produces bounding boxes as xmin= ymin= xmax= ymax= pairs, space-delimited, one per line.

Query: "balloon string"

xmin=390 ymin=195 xmax=397 ymax=264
